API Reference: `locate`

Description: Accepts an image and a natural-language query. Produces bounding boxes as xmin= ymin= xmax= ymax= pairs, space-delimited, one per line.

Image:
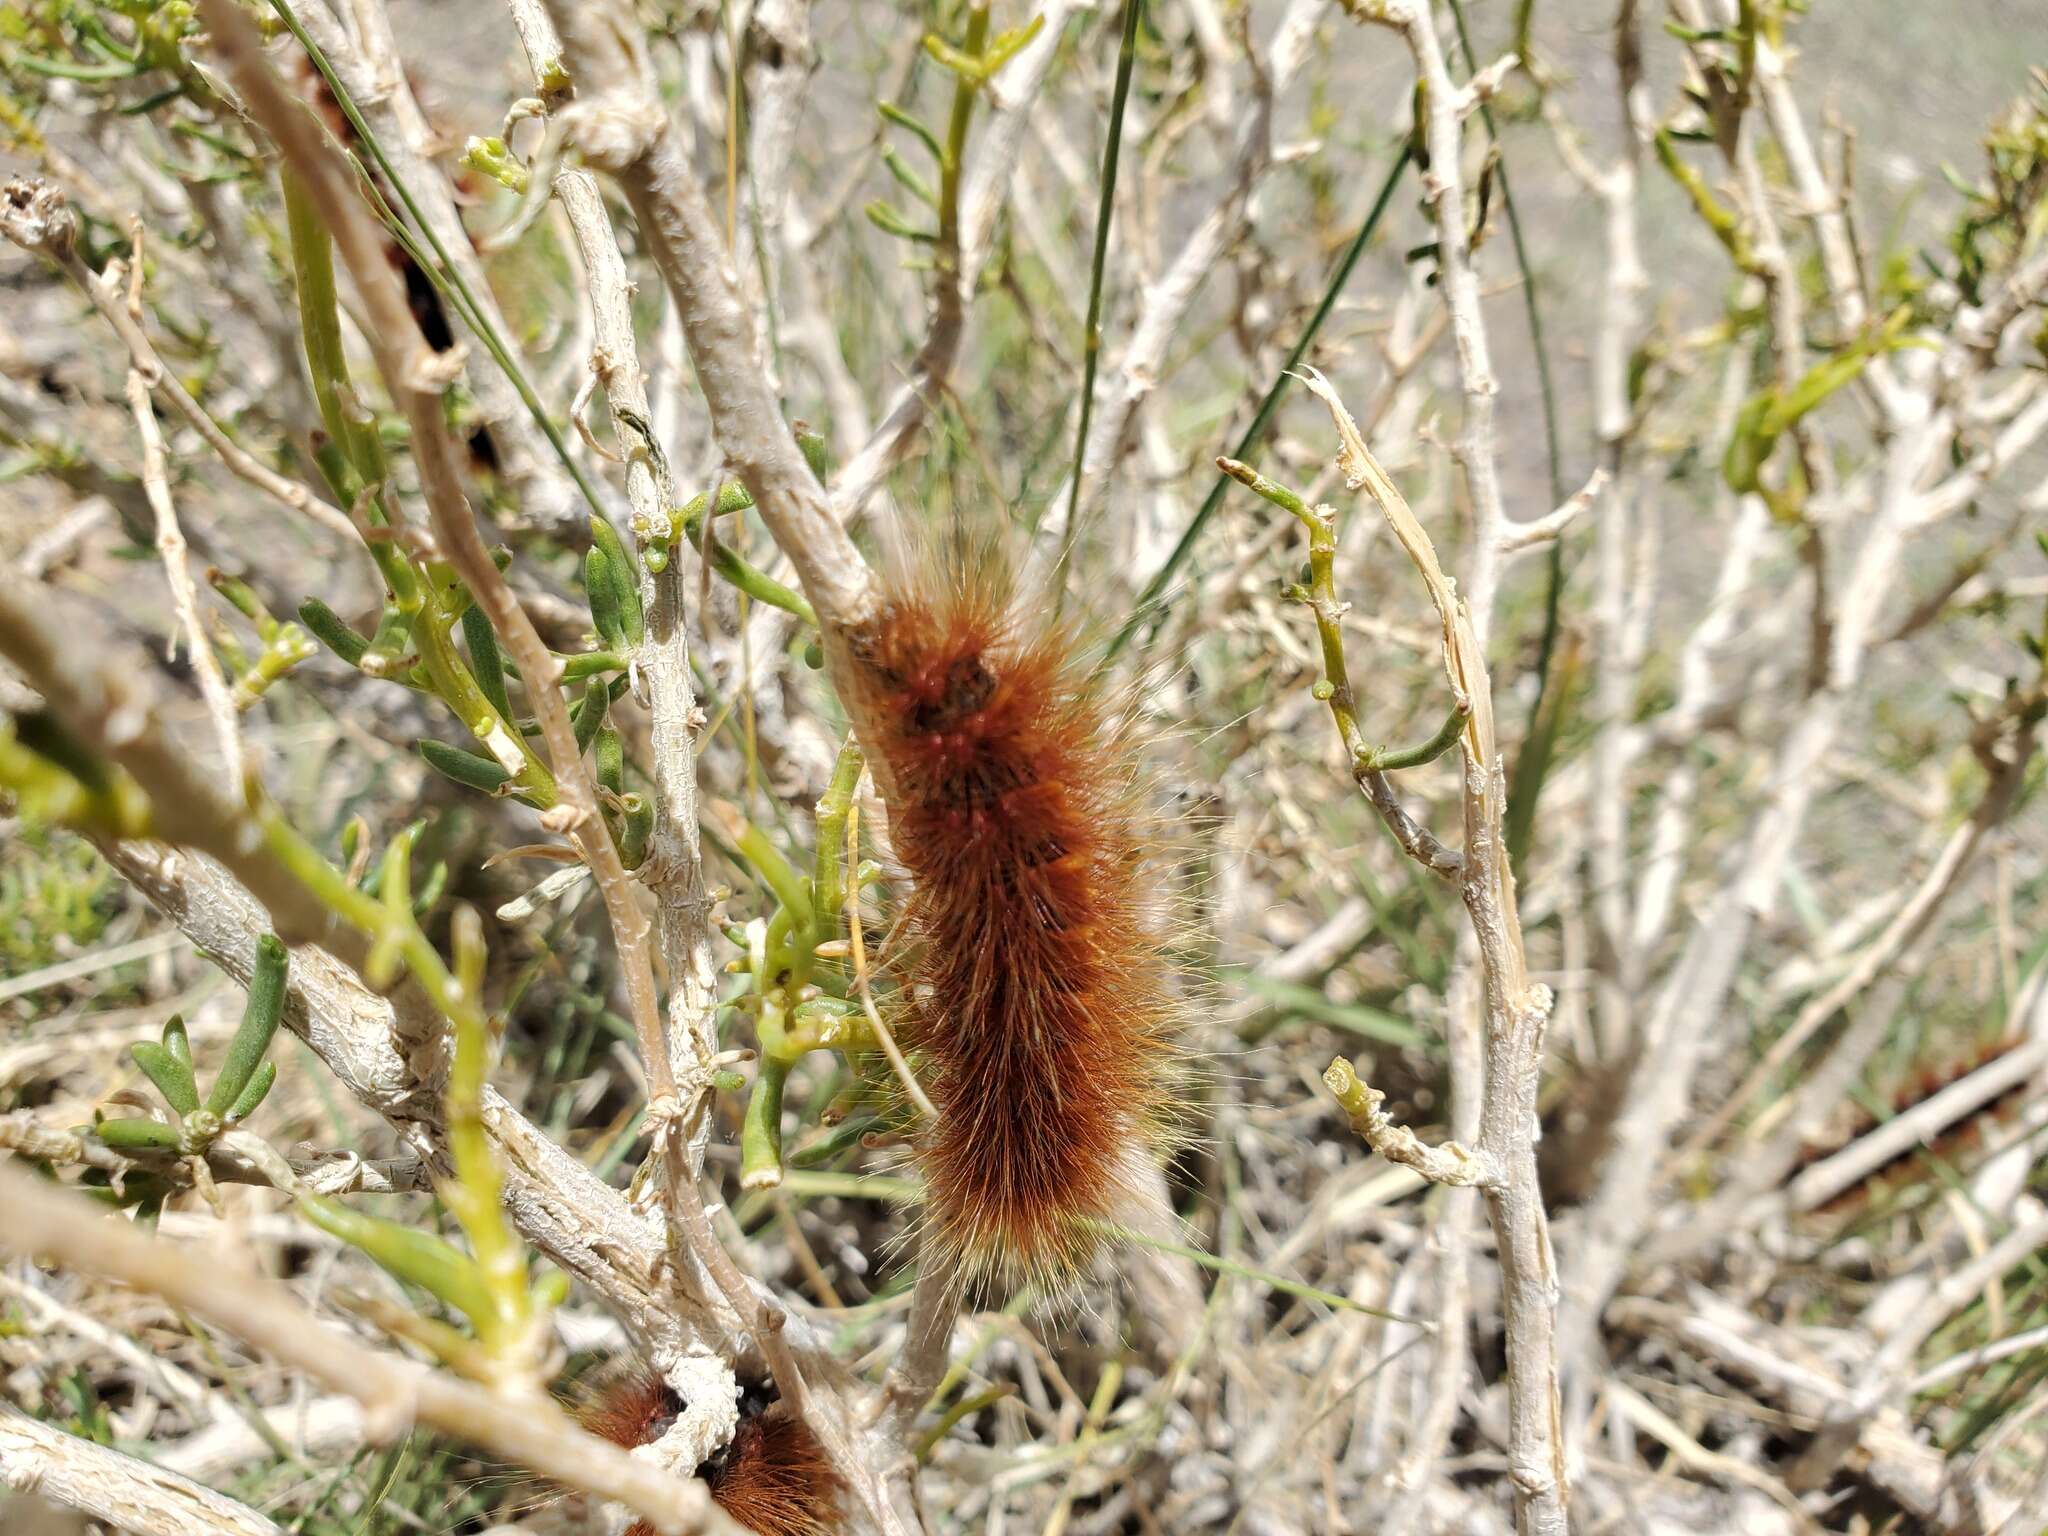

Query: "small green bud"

xmin=177 ymin=1108 xmax=223 ymax=1157
xmin=461 ymin=135 xmax=529 ymax=194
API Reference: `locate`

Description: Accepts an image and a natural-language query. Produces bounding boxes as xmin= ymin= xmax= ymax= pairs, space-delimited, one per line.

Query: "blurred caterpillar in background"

xmin=826 ymin=555 xmax=1183 ymax=1284
xmin=1797 ymin=1033 xmax=2030 ymax=1217
xmin=582 ymin=1370 xmax=839 ymax=1536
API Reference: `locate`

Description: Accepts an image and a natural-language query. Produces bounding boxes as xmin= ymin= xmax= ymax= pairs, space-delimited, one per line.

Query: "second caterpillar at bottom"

xmin=581 ymin=1370 xmax=840 ymax=1536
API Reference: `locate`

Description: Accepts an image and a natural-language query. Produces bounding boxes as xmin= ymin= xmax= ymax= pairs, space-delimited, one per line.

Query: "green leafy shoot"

xmin=98 ymin=934 xmax=289 ymax=1161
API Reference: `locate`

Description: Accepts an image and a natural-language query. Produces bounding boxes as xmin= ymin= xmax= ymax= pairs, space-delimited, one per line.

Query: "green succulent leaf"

xmin=297 ymin=1193 xmax=496 ymax=1330
xmin=571 ymin=676 xmax=615 ymax=756
xmin=418 ymin=739 xmax=513 ymax=795
xmin=297 ymin=597 xmax=369 ymax=666
xmin=226 ymin=1060 xmax=278 ymax=1121
xmin=204 ymin=934 xmax=288 ymax=1118
xmin=584 ymin=544 xmax=626 ymax=651
xmin=160 ymin=1014 xmax=193 ymax=1076
xmin=130 ymin=1041 xmax=200 ymax=1116
xmin=594 ymin=725 xmax=625 ymax=795
xmin=96 ymin=1117 xmax=182 ymax=1151
xmin=461 ymin=602 xmax=511 ymax=720
xmin=739 ymin=1054 xmax=792 ymax=1191
xmin=585 ymin=515 xmax=644 ymax=648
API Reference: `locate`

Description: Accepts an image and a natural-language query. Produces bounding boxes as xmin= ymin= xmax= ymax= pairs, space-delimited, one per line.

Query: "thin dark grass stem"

xmin=267 ymin=0 xmax=613 ymax=529
xmin=1106 ymin=144 xmax=1412 ymax=663
xmin=1054 ymin=0 xmax=1147 ymax=603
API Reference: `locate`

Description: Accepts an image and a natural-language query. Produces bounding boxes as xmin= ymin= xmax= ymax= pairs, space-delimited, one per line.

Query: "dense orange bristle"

xmin=578 ymin=1368 xmax=675 ymax=1451
xmin=830 ymin=559 xmax=1178 ymax=1281
xmin=581 ymin=1370 xmax=841 ymax=1536
xmin=696 ymin=1412 xmax=841 ymax=1536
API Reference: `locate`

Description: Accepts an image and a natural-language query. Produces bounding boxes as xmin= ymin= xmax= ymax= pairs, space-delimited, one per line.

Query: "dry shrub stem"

xmin=0 ymin=1401 xmax=285 ymax=1536
xmin=0 ymin=1165 xmax=750 ymax=1536
xmin=1298 ymin=372 xmax=1568 ymax=1536
xmin=552 ymin=167 xmax=724 ymax=1164
xmin=540 ymin=0 xmax=876 ymax=631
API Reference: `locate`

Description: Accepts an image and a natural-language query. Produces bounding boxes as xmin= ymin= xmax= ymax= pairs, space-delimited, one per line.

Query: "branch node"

xmin=1323 ymin=1057 xmax=1499 ymax=1189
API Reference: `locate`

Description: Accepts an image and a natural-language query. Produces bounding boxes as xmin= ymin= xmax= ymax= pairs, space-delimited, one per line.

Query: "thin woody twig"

xmin=738 ymin=0 xmax=814 ymax=374
xmin=0 ymin=1402 xmax=284 ymax=1536
xmin=540 ymin=0 xmax=876 ymax=633
xmin=552 ymin=168 xmax=724 ymax=1165
xmin=0 ymin=1112 xmax=427 ymax=1196
xmin=1292 ymin=370 xmax=1569 ymax=1536
xmin=1324 ymin=1058 xmax=1496 ymax=1187
xmin=1214 ymin=453 xmax=1463 ymax=881
xmin=0 ymin=180 xmax=355 ymax=543
xmin=1335 ymin=0 xmax=1513 ymax=647
xmin=1498 ymin=468 xmax=1609 ymax=554
xmin=1785 ymin=1035 xmax=2048 ymax=1215
xmin=125 ymin=365 xmax=240 ymax=778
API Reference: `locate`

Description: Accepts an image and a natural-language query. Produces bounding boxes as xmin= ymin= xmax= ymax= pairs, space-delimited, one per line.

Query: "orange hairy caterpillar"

xmin=827 ymin=556 xmax=1181 ymax=1282
xmin=580 ymin=1370 xmax=840 ymax=1536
